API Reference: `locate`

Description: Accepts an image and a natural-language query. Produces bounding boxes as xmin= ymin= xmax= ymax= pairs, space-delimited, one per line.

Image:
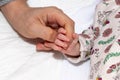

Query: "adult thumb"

xmin=32 ymin=24 xmax=58 ymax=42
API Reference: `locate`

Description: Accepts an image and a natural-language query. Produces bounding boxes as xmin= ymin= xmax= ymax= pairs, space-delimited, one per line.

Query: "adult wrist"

xmin=0 ymin=0 xmax=29 ymax=19
xmin=0 ymin=0 xmax=14 ymax=7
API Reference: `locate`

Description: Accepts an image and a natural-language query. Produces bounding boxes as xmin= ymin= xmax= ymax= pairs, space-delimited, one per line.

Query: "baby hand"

xmin=45 ymin=28 xmax=80 ymax=57
xmin=63 ymin=33 xmax=80 ymax=57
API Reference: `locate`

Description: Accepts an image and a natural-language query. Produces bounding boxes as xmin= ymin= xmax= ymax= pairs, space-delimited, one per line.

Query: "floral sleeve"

xmin=65 ymin=25 xmax=97 ymax=63
xmin=65 ymin=3 xmax=102 ymax=63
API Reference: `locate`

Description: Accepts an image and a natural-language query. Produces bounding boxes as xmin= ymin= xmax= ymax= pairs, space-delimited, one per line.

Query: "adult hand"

xmin=1 ymin=0 xmax=74 ymax=43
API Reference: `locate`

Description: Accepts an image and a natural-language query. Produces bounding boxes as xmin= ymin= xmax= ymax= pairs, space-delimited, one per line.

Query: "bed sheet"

xmin=0 ymin=0 xmax=100 ymax=80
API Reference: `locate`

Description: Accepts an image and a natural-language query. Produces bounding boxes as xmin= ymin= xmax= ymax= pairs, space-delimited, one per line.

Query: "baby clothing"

xmin=67 ymin=0 xmax=120 ymax=80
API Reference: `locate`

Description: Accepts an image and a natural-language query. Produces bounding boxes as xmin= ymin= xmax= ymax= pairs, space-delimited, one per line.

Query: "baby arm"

xmin=45 ymin=26 xmax=94 ymax=63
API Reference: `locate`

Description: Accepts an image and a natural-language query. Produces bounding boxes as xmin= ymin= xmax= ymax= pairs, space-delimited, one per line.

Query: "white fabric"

xmin=0 ymin=0 xmax=100 ymax=80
